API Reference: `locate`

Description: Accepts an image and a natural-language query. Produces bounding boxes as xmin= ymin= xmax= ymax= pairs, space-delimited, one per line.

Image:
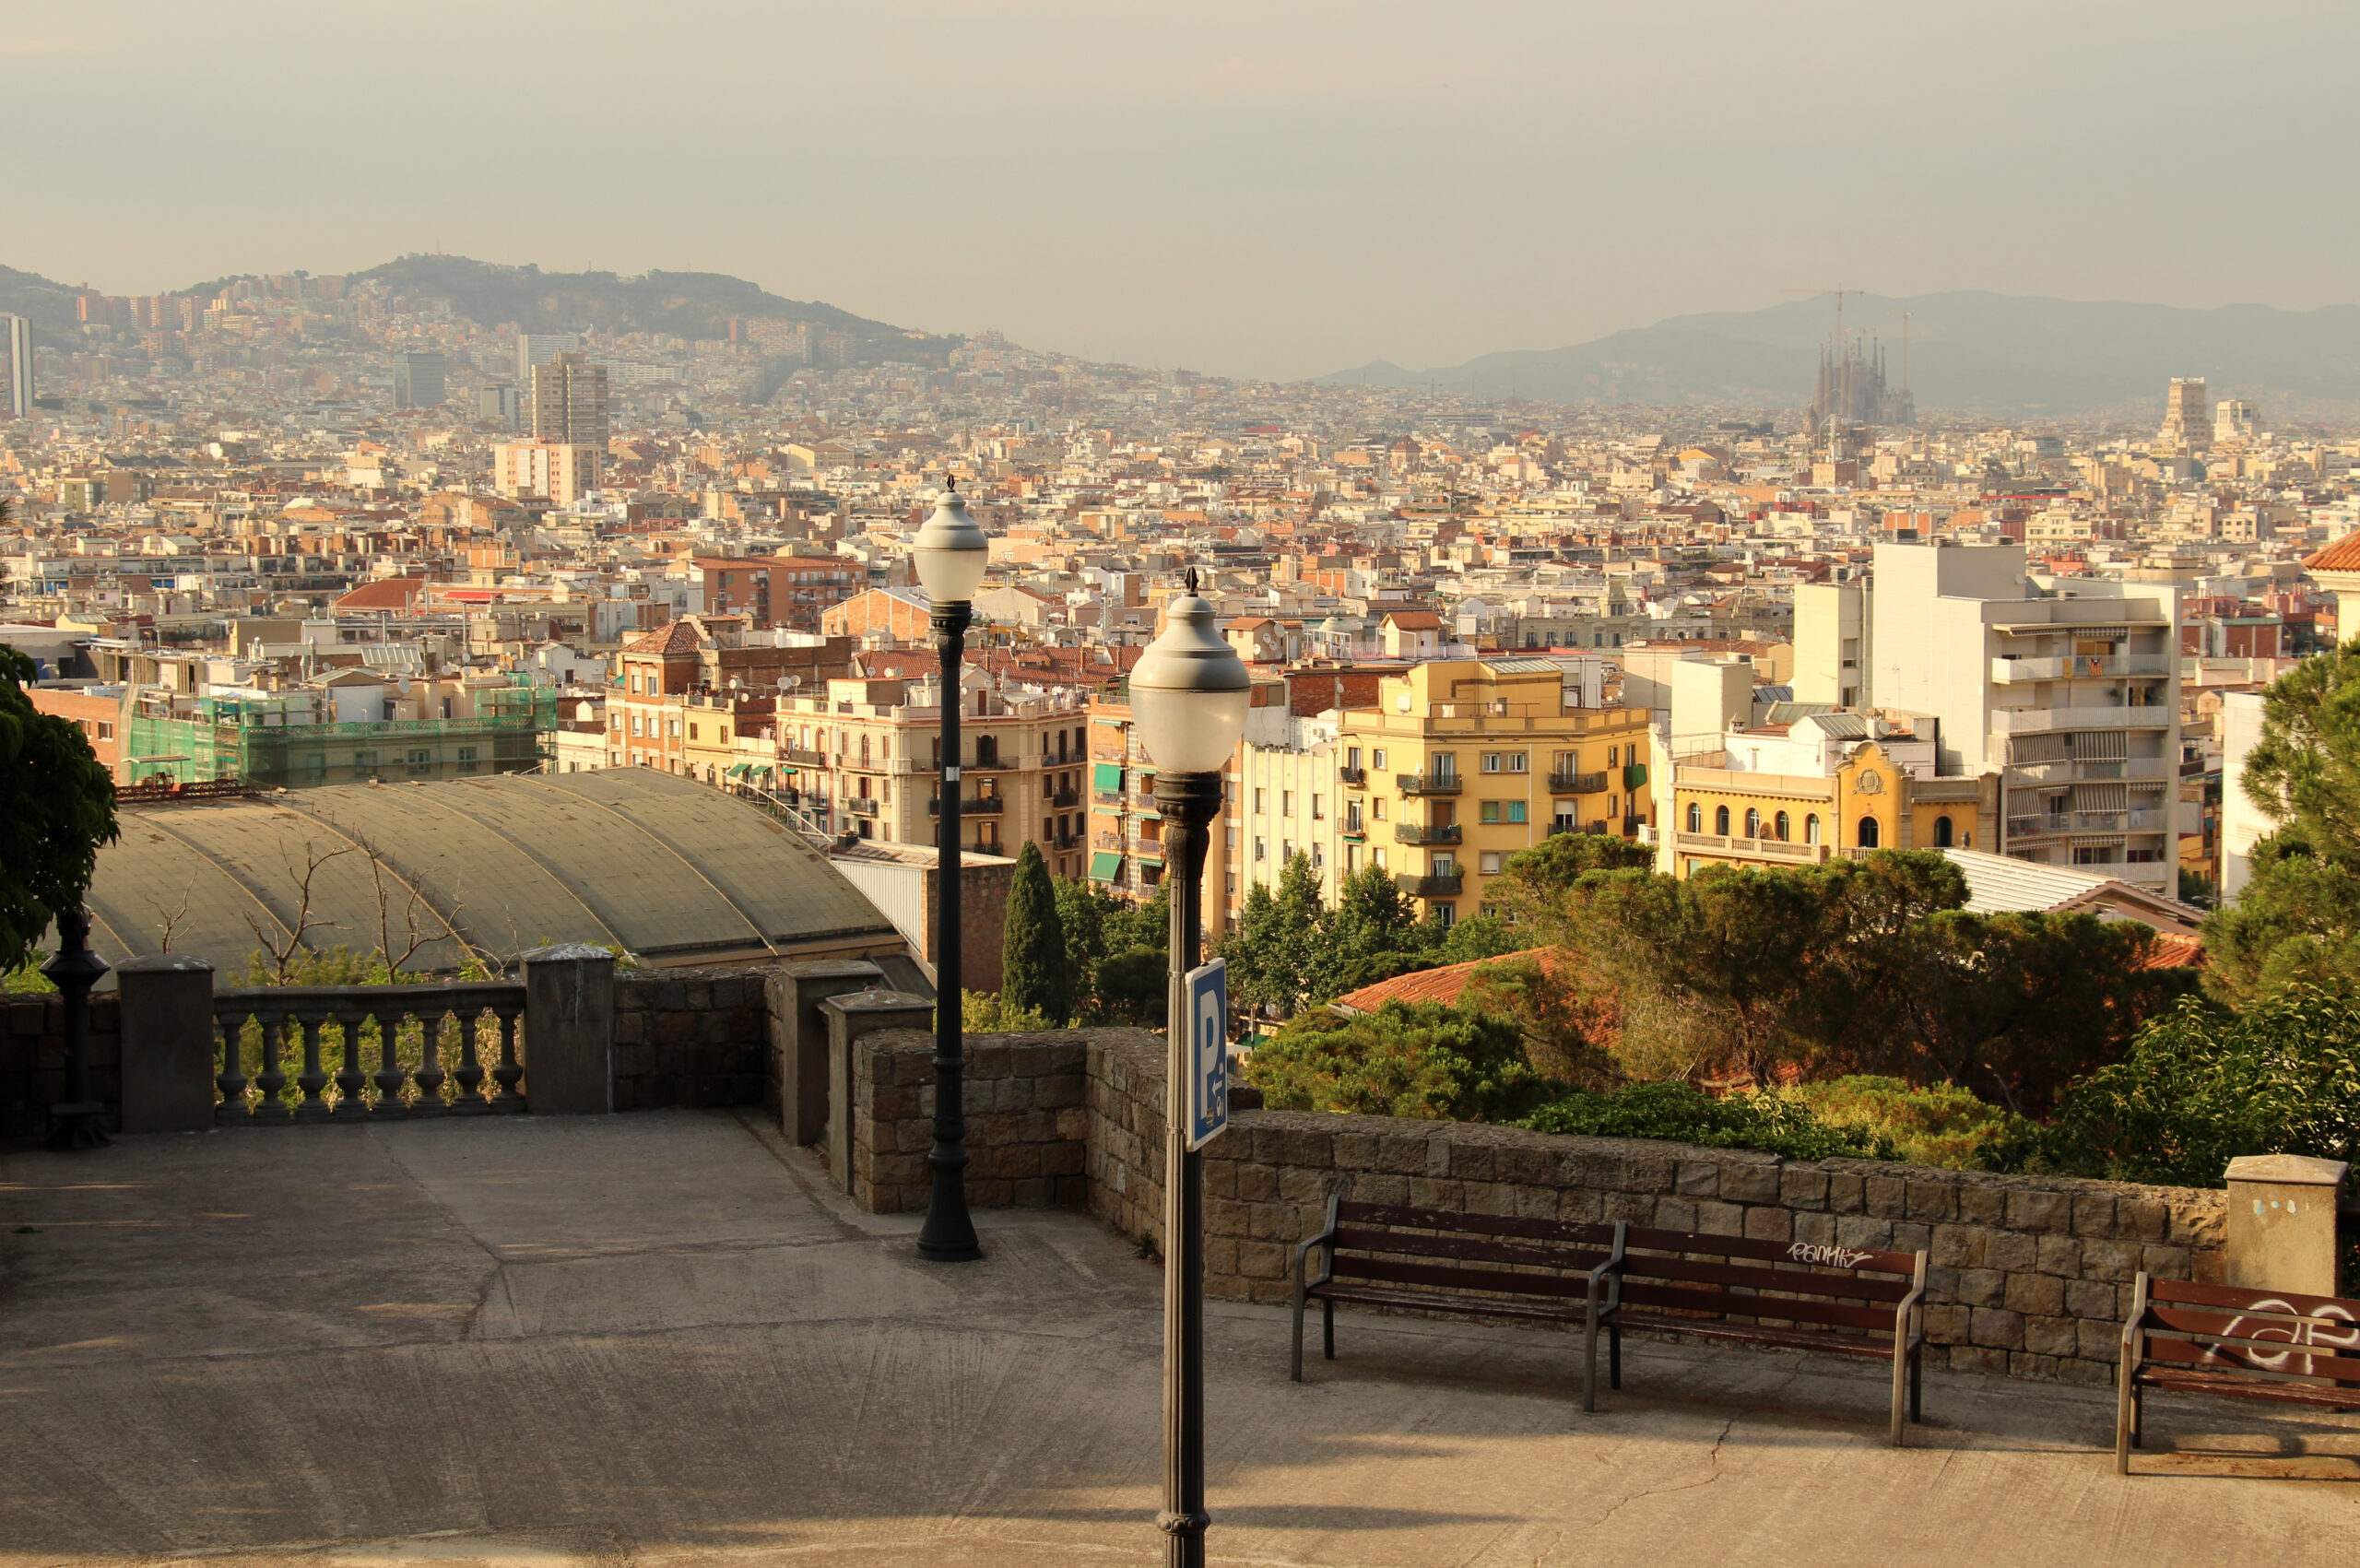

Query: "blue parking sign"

xmin=1185 ymin=958 xmax=1229 ymax=1149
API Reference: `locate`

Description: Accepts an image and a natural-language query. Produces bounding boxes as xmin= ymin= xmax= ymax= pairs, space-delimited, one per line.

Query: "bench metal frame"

xmin=2117 ymin=1270 xmax=2360 ymax=1475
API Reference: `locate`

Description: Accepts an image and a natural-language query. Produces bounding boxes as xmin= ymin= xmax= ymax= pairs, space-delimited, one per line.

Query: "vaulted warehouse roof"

xmin=83 ymin=770 xmax=907 ymax=977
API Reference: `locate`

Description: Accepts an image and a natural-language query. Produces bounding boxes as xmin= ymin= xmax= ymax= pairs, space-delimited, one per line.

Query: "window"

xmin=1346 ymin=747 xmax=1362 ymax=770
xmin=1432 ymin=752 xmax=1457 ymax=779
xmin=689 ymin=723 xmax=699 ymax=740
xmin=1482 ymin=753 xmax=1502 ymax=773
xmin=1373 ymin=797 xmax=1387 ymax=820
xmin=1715 ymin=805 xmax=1730 ymax=834
xmin=1774 ymin=810 xmax=1789 ymax=842
xmin=1481 ymin=801 xmax=1500 ymax=824
xmin=1255 ymin=837 xmax=1267 ymax=861
xmin=1858 ymin=817 xmax=1881 ymax=848
xmin=1685 ymin=802 xmax=1702 ymax=832
xmin=1506 ymin=801 xmax=1527 ymax=824
xmin=1282 ymin=840 xmax=1294 ymax=863
xmin=1609 ymin=746 xmax=1621 ymax=766
xmin=1806 ymin=814 xmax=1820 ymax=844
xmin=630 ymin=674 xmax=641 ymax=694
xmin=629 ymin=713 xmax=643 ymax=737
xmin=1311 ymin=843 xmax=1325 ymax=869
xmin=96 ymin=721 xmax=113 ymax=740
xmin=667 ymin=720 xmax=680 ymax=739
xmin=1281 ymin=790 xmax=1294 ymax=817
xmin=1254 ymin=787 xmax=1266 ymax=813
xmin=1744 ymin=808 xmax=1760 ymax=838
xmin=1481 ymin=851 xmax=1503 ymax=875
xmin=456 ymin=746 xmax=478 ymax=773
xmin=1933 ymin=815 xmax=1954 ymax=847
xmin=1310 ymin=795 xmax=1325 ymax=819
xmin=1507 ymin=753 xmax=1527 ymax=773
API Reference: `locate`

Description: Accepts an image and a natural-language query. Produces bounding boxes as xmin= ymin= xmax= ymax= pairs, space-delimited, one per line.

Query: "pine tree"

xmin=1000 ymin=841 xmax=1072 ymax=1025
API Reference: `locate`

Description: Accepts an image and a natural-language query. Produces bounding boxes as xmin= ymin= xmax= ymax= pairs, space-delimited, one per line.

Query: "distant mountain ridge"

xmin=1319 ymin=292 xmax=2360 ymax=417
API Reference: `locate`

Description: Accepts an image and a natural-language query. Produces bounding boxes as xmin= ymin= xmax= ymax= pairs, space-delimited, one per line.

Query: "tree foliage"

xmin=1523 ymin=1081 xmax=1894 ymax=1163
xmin=1242 ymin=999 xmax=1558 ymax=1122
xmin=1988 ymin=987 xmax=2360 ymax=1186
xmin=2206 ymin=639 xmax=2360 ymax=1003
xmin=1001 ymin=841 xmax=1071 ymax=1024
xmin=0 ymin=646 xmax=119 ymax=973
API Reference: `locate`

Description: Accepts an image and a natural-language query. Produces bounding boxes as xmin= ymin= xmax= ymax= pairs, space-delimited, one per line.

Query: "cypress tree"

xmin=1000 ymin=840 xmax=1072 ymax=1025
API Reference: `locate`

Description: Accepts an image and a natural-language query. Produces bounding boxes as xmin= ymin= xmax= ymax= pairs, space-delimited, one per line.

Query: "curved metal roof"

xmin=83 ymin=770 xmax=902 ymax=976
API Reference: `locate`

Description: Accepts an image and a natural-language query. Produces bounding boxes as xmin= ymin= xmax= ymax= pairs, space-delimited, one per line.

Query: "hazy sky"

xmin=8 ymin=2 xmax=2355 ymax=381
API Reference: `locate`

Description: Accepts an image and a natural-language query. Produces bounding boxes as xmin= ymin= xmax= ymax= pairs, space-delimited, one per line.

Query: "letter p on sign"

xmin=1186 ymin=958 xmax=1228 ymax=1150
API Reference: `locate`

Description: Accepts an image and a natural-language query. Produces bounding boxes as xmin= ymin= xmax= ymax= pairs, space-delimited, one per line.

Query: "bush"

xmin=1984 ymin=986 xmax=2360 ymax=1186
xmin=959 ymin=991 xmax=1053 ymax=1032
xmin=1243 ymin=1000 xmax=1558 ymax=1122
xmin=1776 ymin=1076 xmax=2027 ymax=1170
xmin=1521 ymin=1080 xmax=1894 ymax=1163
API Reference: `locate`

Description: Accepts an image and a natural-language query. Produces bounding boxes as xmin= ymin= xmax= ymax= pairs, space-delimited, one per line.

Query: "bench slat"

xmin=1331 ymin=1226 xmax=1612 ymax=1274
xmin=2142 ymin=1326 xmax=2360 ymax=1385
xmin=2137 ymin=1367 xmax=2360 ymax=1409
xmin=1606 ymin=1311 xmax=1895 ymax=1357
xmin=1612 ymin=1280 xmax=1899 ymax=1333
xmin=1622 ymin=1224 xmax=1918 ymax=1277
xmin=2149 ymin=1276 xmax=2360 ymax=1321
xmin=1308 ymin=1280 xmax=1587 ymax=1324
xmin=1331 ymin=1254 xmax=1596 ymax=1301
xmin=1617 ymin=1251 xmax=1914 ymax=1303
xmin=1338 ymin=1201 xmax=1618 ymax=1248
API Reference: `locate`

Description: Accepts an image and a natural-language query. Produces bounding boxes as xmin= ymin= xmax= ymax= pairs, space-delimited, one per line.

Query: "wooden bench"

xmin=2117 ymin=1272 xmax=2360 ymax=1474
xmin=1592 ymin=1226 xmax=1929 ymax=1445
xmin=1290 ymin=1199 xmax=1622 ymax=1400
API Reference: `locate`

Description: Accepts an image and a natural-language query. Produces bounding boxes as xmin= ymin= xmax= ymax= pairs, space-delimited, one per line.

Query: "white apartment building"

xmin=1797 ymin=541 xmax=2182 ymax=895
xmin=493 ymin=441 xmax=604 ymax=507
xmin=1235 ymin=707 xmax=1343 ymax=904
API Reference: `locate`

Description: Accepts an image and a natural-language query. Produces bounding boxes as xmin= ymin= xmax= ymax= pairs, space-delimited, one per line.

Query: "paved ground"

xmin=3 ymin=1110 xmax=2356 ymax=1568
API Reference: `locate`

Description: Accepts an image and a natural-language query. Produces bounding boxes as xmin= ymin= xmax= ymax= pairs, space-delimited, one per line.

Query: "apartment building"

xmin=1334 ymin=660 xmax=1655 ymax=925
xmin=1235 ymin=706 xmax=1343 ymax=904
xmin=493 ymin=441 xmax=604 ymax=507
xmin=1795 ymin=541 xmax=2181 ymax=894
xmin=531 ymin=351 xmax=608 ymax=446
xmin=694 ymin=555 xmax=864 ymax=631
xmin=1664 ymin=713 xmax=1996 ymax=876
xmin=609 ymin=617 xmax=854 ymax=772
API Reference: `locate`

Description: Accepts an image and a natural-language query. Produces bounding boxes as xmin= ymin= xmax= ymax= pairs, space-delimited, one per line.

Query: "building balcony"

xmin=1092 ymin=791 xmax=1128 ymax=808
xmin=1990 ymin=705 xmax=2172 ymax=735
xmin=1052 ymin=832 xmax=1080 ymax=851
xmin=928 ymin=795 xmax=1006 ymax=816
xmin=2007 ymin=808 xmax=2171 ymax=839
xmin=2005 ymin=756 xmax=2174 ymax=784
xmin=1990 ymin=654 xmax=2174 ymax=683
xmin=1394 ymin=822 xmax=1462 ymax=846
xmin=785 ymin=747 xmax=828 ymax=767
xmin=1396 ymin=871 xmax=1463 ymax=900
xmin=1673 ymin=831 xmax=1832 ymax=864
xmin=846 ymin=797 xmax=880 ymax=818
xmin=1548 ymin=771 xmax=1608 ymax=794
xmin=1397 ymin=772 xmax=1462 ymax=796
xmin=966 ymin=754 xmax=1022 ymax=772
xmin=1338 ymin=766 xmax=1366 ymax=787
xmin=1051 ymin=787 xmax=1080 ymax=809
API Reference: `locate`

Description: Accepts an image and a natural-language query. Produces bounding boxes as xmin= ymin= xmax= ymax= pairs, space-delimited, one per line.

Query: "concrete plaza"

xmin=3 ymin=1110 xmax=2354 ymax=1568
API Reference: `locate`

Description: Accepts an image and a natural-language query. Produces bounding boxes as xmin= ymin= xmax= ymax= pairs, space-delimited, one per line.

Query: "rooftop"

xmin=4 ymin=1113 xmax=2353 ymax=1565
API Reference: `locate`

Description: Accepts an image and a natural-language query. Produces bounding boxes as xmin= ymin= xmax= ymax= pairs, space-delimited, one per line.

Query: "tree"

xmin=0 ymin=647 xmax=119 ymax=973
xmin=1000 ymin=841 xmax=1071 ymax=1024
xmin=2206 ymin=639 xmax=2360 ymax=1003
xmin=1242 ymin=999 xmax=1558 ymax=1122
xmin=1053 ymin=876 xmax=1120 ymax=1019
xmin=1093 ymin=946 xmax=1168 ymax=1028
xmin=1488 ymin=831 xmax=1656 ymax=939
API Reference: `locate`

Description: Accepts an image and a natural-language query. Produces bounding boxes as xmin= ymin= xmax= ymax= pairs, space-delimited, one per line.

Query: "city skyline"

xmin=8 ymin=2 xmax=2357 ymax=381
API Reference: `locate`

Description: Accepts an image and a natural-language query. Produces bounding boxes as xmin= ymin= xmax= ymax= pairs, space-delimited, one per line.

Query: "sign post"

xmin=1184 ymin=958 xmax=1228 ymax=1150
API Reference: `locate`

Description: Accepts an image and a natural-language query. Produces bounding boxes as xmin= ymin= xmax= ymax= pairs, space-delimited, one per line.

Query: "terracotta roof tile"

xmin=2306 ymin=532 xmax=2360 ymax=572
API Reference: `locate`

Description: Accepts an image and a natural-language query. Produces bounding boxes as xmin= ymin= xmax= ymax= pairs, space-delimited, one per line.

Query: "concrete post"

xmin=767 ymin=960 xmax=883 ymax=1146
xmin=820 ymin=989 xmax=934 ymax=1194
xmin=2224 ymin=1153 xmax=2349 ymax=1297
xmin=521 ymin=945 xmax=617 ymax=1114
xmin=115 ymin=954 xmax=218 ymax=1135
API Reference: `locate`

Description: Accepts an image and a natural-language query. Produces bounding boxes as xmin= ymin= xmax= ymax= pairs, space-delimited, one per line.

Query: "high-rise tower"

xmin=3 ymin=315 xmax=33 ymax=419
xmin=2160 ymin=377 xmax=2210 ymax=453
xmin=531 ymin=351 xmax=608 ymax=447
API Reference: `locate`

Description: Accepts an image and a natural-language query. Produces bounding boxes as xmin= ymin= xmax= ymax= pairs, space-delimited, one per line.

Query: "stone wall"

xmin=1 ymin=992 xmax=122 ymax=1138
xmin=1071 ymin=1036 xmax=2224 ymax=1389
xmin=611 ymin=967 xmax=770 ymax=1112
xmin=848 ymin=1027 xmax=1139 ymax=1213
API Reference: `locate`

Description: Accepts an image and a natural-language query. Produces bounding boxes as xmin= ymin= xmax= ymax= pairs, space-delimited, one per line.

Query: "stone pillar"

xmin=767 ymin=960 xmax=883 ymax=1146
xmin=116 ymin=954 xmax=217 ymax=1135
xmin=2224 ymin=1153 xmax=2349 ymax=1297
xmin=522 ymin=944 xmax=617 ymax=1114
xmin=820 ymin=989 xmax=934 ymax=1194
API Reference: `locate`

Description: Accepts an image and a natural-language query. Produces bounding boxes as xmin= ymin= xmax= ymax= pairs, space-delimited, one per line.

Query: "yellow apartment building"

xmin=1335 ymin=659 xmax=1654 ymax=925
xmin=1664 ymin=713 xmax=1998 ymax=878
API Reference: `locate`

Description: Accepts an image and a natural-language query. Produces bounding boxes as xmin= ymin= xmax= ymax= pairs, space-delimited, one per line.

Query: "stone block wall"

xmin=849 ymin=1028 xmax=1142 ymax=1213
xmin=611 ymin=967 xmax=770 ymax=1111
xmin=1073 ymin=1036 xmax=2225 ymax=1389
xmin=1 ymin=993 xmax=122 ymax=1138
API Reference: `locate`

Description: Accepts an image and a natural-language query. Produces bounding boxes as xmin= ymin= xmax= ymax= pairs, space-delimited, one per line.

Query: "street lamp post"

xmin=912 ymin=478 xmax=989 ymax=1264
xmin=44 ymin=905 xmax=112 ymax=1151
xmin=1129 ymin=571 xmax=1250 ymax=1568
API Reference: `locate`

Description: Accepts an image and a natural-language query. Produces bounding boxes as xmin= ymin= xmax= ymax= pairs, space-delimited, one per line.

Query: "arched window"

xmin=1858 ymin=816 xmax=1881 ymax=848
xmin=1933 ymin=815 xmax=1954 ymax=847
xmin=1804 ymin=814 xmax=1820 ymax=844
xmin=1774 ymin=810 xmax=1790 ymax=842
xmin=1744 ymin=808 xmax=1761 ymax=839
xmin=1685 ymin=802 xmax=1702 ymax=833
xmin=1714 ymin=805 xmax=1730 ymax=835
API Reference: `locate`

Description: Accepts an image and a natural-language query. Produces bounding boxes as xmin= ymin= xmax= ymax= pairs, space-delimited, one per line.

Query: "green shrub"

xmin=959 ymin=991 xmax=1052 ymax=1033
xmin=1776 ymin=1076 xmax=2028 ymax=1170
xmin=1983 ymin=986 xmax=2360 ymax=1186
xmin=1521 ymin=1080 xmax=1894 ymax=1163
xmin=1243 ymin=999 xmax=1557 ymax=1122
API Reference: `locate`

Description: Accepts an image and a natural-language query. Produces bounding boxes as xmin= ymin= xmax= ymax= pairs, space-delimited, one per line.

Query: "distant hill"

xmin=1318 ymin=292 xmax=2360 ymax=417
xmin=0 ymin=265 xmax=88 ymax=343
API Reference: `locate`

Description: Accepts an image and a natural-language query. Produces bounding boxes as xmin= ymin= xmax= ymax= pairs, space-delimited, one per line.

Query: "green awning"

xmin=1623 ymin=761 xmax=1648 ymax=790
xmin=1136 ymin=854 xmax=1164 ymax=868
xmin=1092 ymin=761 xmax=1125 ymax=792
xmin=1089 ymin=851 xmax=1124 ymax=883
xmin=726 ymin=763 xmax=752 ymax=778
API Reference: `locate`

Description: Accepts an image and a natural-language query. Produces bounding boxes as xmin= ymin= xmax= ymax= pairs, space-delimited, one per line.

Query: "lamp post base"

xmin=45 ymin=1102 xmax=110 ymax=1151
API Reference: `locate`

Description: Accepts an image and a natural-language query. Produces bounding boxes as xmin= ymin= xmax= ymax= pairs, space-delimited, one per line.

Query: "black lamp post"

xmin=1129 ymin=571 xmax=1249 ymax=1568
xmin=912 ymin=478 xmax=988 ymax=1264
xmin=44 ymin=905 xmax=112 ymax=1150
